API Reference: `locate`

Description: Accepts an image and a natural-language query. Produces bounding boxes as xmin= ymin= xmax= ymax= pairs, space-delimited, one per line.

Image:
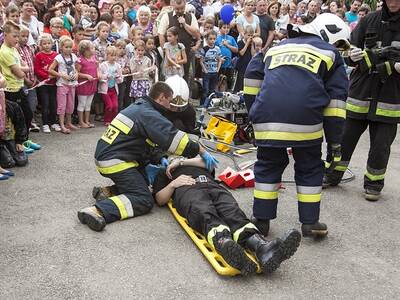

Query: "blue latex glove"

xmin=160 ymin=157 xmax=169 ymax=168
xmin=200 ymin=151 xmax=219 ymax=171
xmin=145 ymin=164 xmax=161 ymax=185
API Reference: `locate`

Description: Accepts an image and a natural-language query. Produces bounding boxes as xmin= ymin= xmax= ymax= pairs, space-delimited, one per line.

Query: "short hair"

xmin=204 ymin=16 xmax=215 ymax=27
xmin=79 ymin=40 xmax=93 ymax=55
xmin=19 ymin=24 xmax=30 ymax=33
xmin=144 ymin=34 xmax=155 ymax=43
xmin=96 ymin=21 xmax=110 ymax=34
xmin=137 ymin=5 xmax=151 ymax=15
xmin=131 ymin=26 xmax=143 ymax=37
xmin=59 ymin=35 xmax=73 ymax=47
xmin=106 ymin=45 xmax=118 ymax=56
xmin=351 ymin=0 xmax=361 ymax=4
xmin=244 ymin=0 xmax=255 ymax=5
xmin=149 ymin=82 xmax=173 ymax=100
xmin=115 ymin=39 xmax=127 ymax=48
xmin=174 ymin=0 xmax=185 ymax=6
xmin=253 ymin=36 xmax=263 ymax=45
xmin=135 ymin=39 xmax=145 ymax=49
xmin=38 ymin=33 xmax=54 ymax=45
xmin=3 ymin=20 xmax=20 ymax=33
xmin=72 ymin=24 xmax=85 ymax=34
xmin=20 ymin=0 xmax=34 ymax=8
xmin=244 ymin=25 xmax=255 ymax=34
xmin=99 ymin=12 xmax=112 ymax=23
xmin=50 ymin=17 xmax=63 ymax=27
xmin=206 ymin=30 xmax=217 ymax=39
xmin=358 ymin=4 xmax=370 ymax=14
xmin=5 ymin=4 xmax=19 ymax=17
xmin=218 ymin=20 xmax=230 ymax=28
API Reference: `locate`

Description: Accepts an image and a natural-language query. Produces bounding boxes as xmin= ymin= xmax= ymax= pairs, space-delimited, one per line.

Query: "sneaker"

xmin=250 ymin=216 xmax=270 ymax=236
xmin=51 ymin=124 xmax=62 ymax=132
xmin=214 ymin=235 xmax=257 ymax=275
xmin=364 ymin=189 xmax=381 ymax=201
xmin=301 ymin=222 xmax=328 ymax=238
xmin=23 ymin=146 xmax=35 ymax=154
xmin=42 ymin=125 xmax=51 ymax=133
xmin=29 ymin=123 xmax=40 ymax=132
xmin=23 ymin=140 xmax=41 ymax=150
xmin=77 ymin=206 xmax=106 ymax=232
xmin=0 ymin=174 xmax=9 ymax=181
xmin=0 ymin=169 xmax=14 ymax=176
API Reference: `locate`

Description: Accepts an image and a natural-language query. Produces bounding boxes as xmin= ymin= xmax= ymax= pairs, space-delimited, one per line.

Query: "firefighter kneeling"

xmin=248 ymin=14 xmax=350 ymax=238
xmin=77 ymin=82 xmax=218 ymax=232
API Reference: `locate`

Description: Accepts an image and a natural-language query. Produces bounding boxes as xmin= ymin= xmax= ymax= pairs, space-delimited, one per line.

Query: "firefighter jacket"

xmin=94 ymin=96 xmax=200 ymax=175
xmin=249 ymin=35 xmax=349 ymax=148
xmin=346 ymin=5 xmax=400 ymax=124
xmin=243 ymin=51 xmax=264 ymax=111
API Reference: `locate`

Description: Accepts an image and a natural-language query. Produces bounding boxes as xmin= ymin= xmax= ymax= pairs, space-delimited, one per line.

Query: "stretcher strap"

xmin=167 ymin=201 xmax=261 ymax=276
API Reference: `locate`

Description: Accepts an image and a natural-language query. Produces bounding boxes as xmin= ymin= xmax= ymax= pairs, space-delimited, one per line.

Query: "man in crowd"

xmin=77 ymin=82 xmax=218 ymax=232
xmin=158 ymin=0 xmax=201 ymax=81
xmin=345 ymin=0 xmax=362 ymax=23
xmin=19 ymin=0 xmax=41 ymax=46
xmin=324 ymin=0 xmax=400 ymax=201
xmin=255 ymin=0 xmax=275 ymax=51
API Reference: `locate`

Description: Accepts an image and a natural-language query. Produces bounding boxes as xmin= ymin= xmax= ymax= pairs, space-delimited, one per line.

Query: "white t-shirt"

xmin=236 ymin=14 xmax=260 ymax=40
xmin=55 ymin=53 xmax=78 ymax=86
xmin=20 ymin=16 xmax=41 ymax=46
xmin=211 ymin=1 xmax=223 ymax=14
xmin=113 ymin=21 xmax=130 ymax=40
xmin=202 ymin=4 xmax=215 ymax=17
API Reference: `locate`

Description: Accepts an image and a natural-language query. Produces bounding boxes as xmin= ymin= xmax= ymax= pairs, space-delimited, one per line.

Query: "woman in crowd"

xmin=268 ymin=1 xmax=285 ymax=40
xmin=132 ymin=5 xmax=155 ymax=36
xmin=235 ymin=0 xmax=260 ymax=41
xmin=111 ymin=3 xmax=130 ymax=40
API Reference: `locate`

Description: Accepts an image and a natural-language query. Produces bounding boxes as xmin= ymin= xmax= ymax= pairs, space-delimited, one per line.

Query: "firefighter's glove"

xmin=201 ymin=151 xmax=219 ymax=171
xmin=349 ymin=47 xmax=364 ymax=62
xmin=145 ymin=164 xmax=161 ymax=186
xmin=160 ymin=157 xmax=169 ymax=168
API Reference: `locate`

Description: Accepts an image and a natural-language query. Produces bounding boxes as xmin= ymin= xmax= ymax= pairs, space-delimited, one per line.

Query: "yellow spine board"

xmin=167 ymin=201 xmax=261 ymax=276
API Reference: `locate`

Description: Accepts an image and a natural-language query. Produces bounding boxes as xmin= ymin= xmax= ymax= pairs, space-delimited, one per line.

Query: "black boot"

xmin=322 ymin=172 xmax=342 ymax=189
xmin=245 ymin=234 xmax=282 ymax=274
xmin=92 ymin=186 xmax=114 ymax=202
xmin=278 ymin=229 xmax=301 ymax=262
xmin=250 ymin=216 xmax=270 ymax=236
xmin=213 ymin=234 xmax=257 ymax=276
xmin=301 ymin=222 xmax=328 ymax=238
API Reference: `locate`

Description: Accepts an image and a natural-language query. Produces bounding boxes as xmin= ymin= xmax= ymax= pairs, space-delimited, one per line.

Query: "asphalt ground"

xmin=1 ymin=123 xmax=399 ymax=299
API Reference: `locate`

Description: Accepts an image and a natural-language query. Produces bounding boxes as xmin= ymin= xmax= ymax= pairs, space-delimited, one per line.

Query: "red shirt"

xmin=34 ymin=51 xmax=58 ymax=84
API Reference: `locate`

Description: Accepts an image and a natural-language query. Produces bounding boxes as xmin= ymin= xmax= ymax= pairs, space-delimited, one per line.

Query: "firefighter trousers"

xmin=95 ymin=167 xmax=154 ymax=223
xmin=329 ymin=118 xmax=397 ymax=192
xmin=253 ymin=145 xmax=324 ymax=224
xmin=174 ymin=180 xmax=258 ymax=246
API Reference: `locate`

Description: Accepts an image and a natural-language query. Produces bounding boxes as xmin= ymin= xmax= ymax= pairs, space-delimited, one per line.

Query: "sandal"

xmin=61 ymin=128 xmax=71 ymax=134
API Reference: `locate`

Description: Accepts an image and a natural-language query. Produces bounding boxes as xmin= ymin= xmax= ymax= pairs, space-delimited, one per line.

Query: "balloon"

xmin=220 ymin=4 xmax=235 ymax=24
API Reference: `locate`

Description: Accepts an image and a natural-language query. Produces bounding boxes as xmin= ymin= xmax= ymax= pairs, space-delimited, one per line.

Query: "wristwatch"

xmin=178 ymin=158 xmax=185 ymax=166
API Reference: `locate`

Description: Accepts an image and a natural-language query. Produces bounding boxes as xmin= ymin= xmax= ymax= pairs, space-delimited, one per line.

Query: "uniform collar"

xmin=141 ymin=96 xmax=170 ymax=115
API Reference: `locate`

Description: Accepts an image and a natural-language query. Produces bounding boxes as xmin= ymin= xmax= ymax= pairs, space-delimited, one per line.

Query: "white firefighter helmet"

xmin=165 ymin=75 xmax=189 ymax=111
xmin=293 ymin=13 xmax=351 ymax=50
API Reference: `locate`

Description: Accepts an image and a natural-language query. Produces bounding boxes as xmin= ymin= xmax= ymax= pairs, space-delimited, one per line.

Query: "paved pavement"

xmin=1 ymin=124 xmax=399 ymax=299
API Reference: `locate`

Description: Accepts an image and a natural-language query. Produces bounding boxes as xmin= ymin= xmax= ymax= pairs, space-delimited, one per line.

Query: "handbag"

xmin=205 ymin=116 xmax=237 ymax=153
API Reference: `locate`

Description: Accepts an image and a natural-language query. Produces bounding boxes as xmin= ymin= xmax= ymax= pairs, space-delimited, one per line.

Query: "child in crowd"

xmin=98 ymin=46 xmax=123 ymax=126
xmin=126 ymin=27 xmax=144 ymax=60
xmin=18 ymin=25 xmax=39 ymax=132
xmin=5 ymin=4 xmax=19 ymax=24
xmin=0 ymin=21 xmax=33 ymax=143
xmin=71 ymin=24 xmax=86 ymax=54
xmin=199 ymin=30 xmax=222 ymax=104
xmin=79 ymin=4 xmax=93 ymax=29
xmin=115 ymin=39 xmax=130 ymax=110
xmin=76 ymin=40 xmax=98 ymax=128
xmin=144 ymin=34 xmax=161 ymax=83
xmin=252 ymin=36 xmax=263 ymax=54
xmin=34 ymin=33 xmax=59 ymax=133
xmin=216 ymin=21 xmax=238 ymax=92
xmin=93 ymin=21 xmax=111 ymax=63
xmin=49 ymin=17 xmax=64 ymax=52
xmin=234 ymin=25 xmax=255 ymax=92
xmin=125 ymin=0 xmax=137 ymax=25
xmin=129 ymin=39 xmax=152 ymax=102
xmin=163 ymin=26 xmax=186 ymax=79
xmin=200 ymin=17 xmax=218 ymax=46
xmin=48 ymin=36 xmax=78 ymax=134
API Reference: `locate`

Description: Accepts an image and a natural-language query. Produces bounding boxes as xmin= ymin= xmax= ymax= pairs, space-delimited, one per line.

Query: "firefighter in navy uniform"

xmin=77 ymin=82 xmax=218 ymax=232
xmin=324 ymin=0 xmax=400 ymax=201
xmin=249 ymin=14 xmax=350 ymax=238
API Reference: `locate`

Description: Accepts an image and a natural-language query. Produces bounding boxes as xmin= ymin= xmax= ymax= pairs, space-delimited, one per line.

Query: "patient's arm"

xmin=166 ymin=156 xmax=207 ymax=178
xmin=155 ymin=175 xmax=196 ymax=206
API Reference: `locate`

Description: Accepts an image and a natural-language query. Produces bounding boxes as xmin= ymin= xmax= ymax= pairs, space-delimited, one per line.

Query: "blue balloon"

xmin=220 ymin=4 xmax=235 ymax=24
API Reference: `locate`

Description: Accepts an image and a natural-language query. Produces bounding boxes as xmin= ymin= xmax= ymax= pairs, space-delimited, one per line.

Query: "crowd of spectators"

xmin=0 ymin=0 xmax=380 ymax=180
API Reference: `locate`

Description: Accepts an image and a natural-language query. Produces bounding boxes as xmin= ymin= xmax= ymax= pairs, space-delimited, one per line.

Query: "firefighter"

xmin=249 ymin=14 xmax=350 ymax=238
xmin=324 ymin=0 xmax=400 ymax=201
xmin=77 ymin=82 xmax=218 ymax=232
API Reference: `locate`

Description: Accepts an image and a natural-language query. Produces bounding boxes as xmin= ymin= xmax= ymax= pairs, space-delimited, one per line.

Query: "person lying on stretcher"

xmin=152 ymin=156 xmax=302 ymax=276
